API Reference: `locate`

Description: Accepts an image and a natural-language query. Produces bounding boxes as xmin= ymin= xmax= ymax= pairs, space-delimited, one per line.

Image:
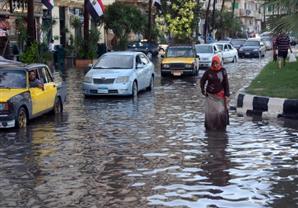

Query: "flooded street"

xmin=1 ymin=53 xmax=298 ymax=208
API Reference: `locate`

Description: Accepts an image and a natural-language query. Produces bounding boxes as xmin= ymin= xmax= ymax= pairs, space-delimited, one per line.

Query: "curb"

xmin=235 ymin=88 xmax=298 ymax=119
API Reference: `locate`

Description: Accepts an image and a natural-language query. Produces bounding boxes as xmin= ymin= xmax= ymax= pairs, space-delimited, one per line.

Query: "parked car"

xmin=195 ymin=43 xmax=222 ymax=69
xmin=83 ymin=51 xmax=155 ymax=97
xmin=261 ymin=37 xmax=273 ymax=50
xmin=238 ymin=39 xmax=266 ymax=58
xmin=0 ymin=62 xmax=66 ymax=128
xmin=127 ymin=40 xmax=159 ymax=59
xmin=215 ymin=42 xmax=238 ymax=63
xmin=290 ymin=36 xmax=297 ymax=46
xmin=158 ymin=43 xmax=168 ymax=56
xmin=160 ymin=45 xmax=199 ymax=77
xmin=230 ymin=38 xmax=247 ymax=52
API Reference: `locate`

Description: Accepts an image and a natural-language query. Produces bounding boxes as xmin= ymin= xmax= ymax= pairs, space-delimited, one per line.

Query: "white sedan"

xmin=215 ymin=42 xmax=238 ymax=63
xmin=82 ymin=51 xmax=155 ymax=97
xmin=195 ymin=44 xmax=223 ymax=69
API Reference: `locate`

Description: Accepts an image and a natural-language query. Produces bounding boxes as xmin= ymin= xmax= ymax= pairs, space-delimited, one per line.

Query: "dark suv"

xmin=127 ymin=40 xmax=159 ymax=59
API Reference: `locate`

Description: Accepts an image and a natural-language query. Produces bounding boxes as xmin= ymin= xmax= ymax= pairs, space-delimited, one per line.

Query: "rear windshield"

xmin=244 ymin=41 xmax=260 ymax=46
xmin=0 ymin=70 xmax=26 ymax=88
xmin=231 ymin=39 xmax=246 ymax=45
xmin=166 ymin=47 xmax=194 ymax=57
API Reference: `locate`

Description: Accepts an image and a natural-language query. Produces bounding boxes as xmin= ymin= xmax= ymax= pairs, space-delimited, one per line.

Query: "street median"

xmin=236 ymin=60 xmax=298 ymax=119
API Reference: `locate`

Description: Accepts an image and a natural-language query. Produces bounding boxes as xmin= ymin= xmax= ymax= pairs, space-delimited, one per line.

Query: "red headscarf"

xmin=210 ymin=55 xmax=222 ymax=71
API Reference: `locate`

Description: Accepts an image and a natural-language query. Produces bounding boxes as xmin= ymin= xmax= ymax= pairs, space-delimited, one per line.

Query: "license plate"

xmin=172 ymin=70 xmax=182 ymax=76
xmin=245 ymin=52 xmax=250 ymax=55
xmin=97 ymin=88 xmax=108 ymax=94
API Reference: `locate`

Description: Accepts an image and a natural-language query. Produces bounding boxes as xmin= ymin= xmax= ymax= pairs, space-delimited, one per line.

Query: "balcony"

xmin=240 ymin=9 xmax=255 ymax=18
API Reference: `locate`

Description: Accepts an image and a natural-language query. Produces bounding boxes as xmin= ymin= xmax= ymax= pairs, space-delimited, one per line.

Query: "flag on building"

xmin=152 ymin=0 xmax=162 ymax=13
xmin=87 ymin=0 xmax=105 ymax=20
xmin=42 ymin=0 xmax=54 ymax=10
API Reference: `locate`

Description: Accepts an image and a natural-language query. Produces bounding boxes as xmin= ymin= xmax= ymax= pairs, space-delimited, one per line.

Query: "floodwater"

xmin=1 ymin=54 xmax=298 ymax=208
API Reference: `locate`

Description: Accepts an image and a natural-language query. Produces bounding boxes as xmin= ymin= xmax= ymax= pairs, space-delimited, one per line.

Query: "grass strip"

xmin=246 ymin=61 xmax=298 ymax=99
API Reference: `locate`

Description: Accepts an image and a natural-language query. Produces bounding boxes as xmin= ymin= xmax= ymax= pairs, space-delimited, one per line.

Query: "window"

xmin=224 ymin=45 xmax=229 ymax=50
xmin=140 ymin=54 xmax=149 ymax=65
xmin=228 ymin=44 xmax=233 ymax=50
xmin=38 ymin=67 xmax=49 ymax=83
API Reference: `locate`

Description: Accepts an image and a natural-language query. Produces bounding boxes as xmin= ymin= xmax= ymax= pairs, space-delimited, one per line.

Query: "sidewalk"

xmin=235 ymin=46 xmax=298 ymax=119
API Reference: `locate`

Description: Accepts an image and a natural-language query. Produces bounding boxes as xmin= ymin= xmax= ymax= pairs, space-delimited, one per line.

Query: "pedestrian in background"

xmin=200 ymin=55 xmax=230 ymax=131
xmin=275 ymin=32 xmax=292 ymax=69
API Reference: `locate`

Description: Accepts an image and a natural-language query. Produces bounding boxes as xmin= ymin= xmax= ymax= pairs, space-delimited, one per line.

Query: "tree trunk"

xmin=204 ymin=0 xmax=211 ymax=43
xmin=84 ymin=0 xmax=89 ymax=58
xmin=220 ymin=0 xmax=225 ymax=39
xmin=148 ymin=0 xmax=152 ymax=42
xmin=27 ymin=0 xmax=35 ymax=47
xmin=211 ymin=0 xmax=217 ymax=32
xmin=231 ymin=0 xmax=236 ymax=19
xmin=195 ymin=0 xmax=201 ymax=40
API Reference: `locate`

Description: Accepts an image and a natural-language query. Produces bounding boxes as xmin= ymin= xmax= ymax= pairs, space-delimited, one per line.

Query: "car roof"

xmin=0 ymin=59 xmax=49 ymax=72
xmin=168 ymin=45 xmax=193 ymax=48
xmin=106 ymin=51 xmax=142 ymax=56
xmin=195 ymin=44 xmax=213 ymax=46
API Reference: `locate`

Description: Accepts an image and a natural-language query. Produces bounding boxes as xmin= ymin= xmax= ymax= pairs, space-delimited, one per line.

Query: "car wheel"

xmin=53 ymin=97 xmax=63 ymax=114
xmin=147 ymin=52 xmax=153 ymax=60
xmin=147 ymin=76 xmax=154 ymax=91
xmin=16 ymin=107 xmax=27 ymax=128
xmin=132 ymin=81 xmax=138 ymax=98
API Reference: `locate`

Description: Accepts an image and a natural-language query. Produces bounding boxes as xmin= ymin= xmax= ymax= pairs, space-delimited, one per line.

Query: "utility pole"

xmin=84 ymin=0 xmax=89 ymax=58
xmin=27 ymin=0 xmax=35 ymax=47
xmin=148 ymin=0 xmax=152 ymax=42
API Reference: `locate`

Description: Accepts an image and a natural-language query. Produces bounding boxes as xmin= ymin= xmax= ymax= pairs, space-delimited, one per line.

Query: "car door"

xmin=29 ymin=69 xmax=47 ymax=115
xmin=228 ymin=44 xmax=237 ymax=61
xmin=40 ymin=66 xmax=57 ymax=109
xmin=140 ymin=54 xmax=152 ymax=88
xmin=135 ymin=55 xmax=146 ymax=90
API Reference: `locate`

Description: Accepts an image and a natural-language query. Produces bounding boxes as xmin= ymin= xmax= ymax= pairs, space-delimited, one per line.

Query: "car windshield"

xmin=244 ymin=41 xmax=260 ymax=46
xmin=231 ymin=40 xmax=246 ymax=45
xmin=93 ymin=54 xmax=133 ymax=69
xmin=0 ymin=70 xmax=26 ymax=88
xmin=166 ymin=47 xmax=194 ymax=57
xmin=195 ymin=45 xmax=213 ymax=53
xmin=216 ymin=44 xmax=224 ymax=51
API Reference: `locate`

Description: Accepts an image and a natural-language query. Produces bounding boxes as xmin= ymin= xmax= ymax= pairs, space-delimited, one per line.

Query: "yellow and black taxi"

xmin=0 ymin=61 xmax=66 ymax=128
xmin=160 ymin=45 xmax=199 ymax=77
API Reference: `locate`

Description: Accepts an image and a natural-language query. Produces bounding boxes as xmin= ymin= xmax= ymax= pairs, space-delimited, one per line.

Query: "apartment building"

xmin=201 ymin=0 xmax=264 ymax=37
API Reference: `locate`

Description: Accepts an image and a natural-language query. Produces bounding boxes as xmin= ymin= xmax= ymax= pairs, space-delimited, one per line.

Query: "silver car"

xmin=82 ymin=51 xmax=155 ymax=97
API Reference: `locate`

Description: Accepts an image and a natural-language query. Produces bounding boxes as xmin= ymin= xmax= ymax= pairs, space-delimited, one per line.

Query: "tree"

xmin=204 ymin=0 xmax=211 ymax=42
xmin=104 ymin=2 xmax=146 ymax=50
xmin=157 ymin=0 xmax=197 ymax=43
xmin=26 ymin=0 xmax=35 ymax=47
xmin=262 ymin=0 xmax=298 ymax=34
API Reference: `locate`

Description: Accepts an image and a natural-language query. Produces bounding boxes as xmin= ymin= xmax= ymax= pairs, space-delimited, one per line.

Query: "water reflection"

xmin=202 ymin=131 xmax=230 ymax=187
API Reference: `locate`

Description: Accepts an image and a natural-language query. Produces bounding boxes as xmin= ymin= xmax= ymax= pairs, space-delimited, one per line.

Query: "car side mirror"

xmin=88 ymin=64 xmax=93 ymax=69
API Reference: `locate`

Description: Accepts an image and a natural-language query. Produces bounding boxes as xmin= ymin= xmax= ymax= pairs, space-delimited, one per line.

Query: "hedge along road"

xmin=0 ymin=52 xmax=298 ymax=208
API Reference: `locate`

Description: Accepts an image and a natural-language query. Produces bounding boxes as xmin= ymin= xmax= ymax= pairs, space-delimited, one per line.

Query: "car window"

xmin=244 ymin=41 xmax=260 ymax=46
xmin=216 ymin=44 xmax=223 ymax=51
xmin=140 ymin=54 xmax=149 ymax=65
xmin=224 ymin=45 xmax=229 ymax=50
xmin=228 ymin=44 xmax=233 ymax=50
xmin=0 ymin=69 xmax=26 ymax=88
xmin=213 ymin=46 xmax=217 ymax=53
xmin=38 ymin=68 xmax=48 ymax=83
xmin=42 ymin=67 xmax=53 ymax=83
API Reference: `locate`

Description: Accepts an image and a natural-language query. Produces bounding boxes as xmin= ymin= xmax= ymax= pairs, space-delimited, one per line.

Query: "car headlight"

xmin=185 ymin=64 xmax=193 ymax=68
xmin=115 ymin=76 xmax=129 ymax=83
xmin=253 ymin=49 xmax=259 ymax=52
xmin=162 ymin=64 xmax=170 ymax=68
xmin=84 ymin=76 xmax=92 ymax=83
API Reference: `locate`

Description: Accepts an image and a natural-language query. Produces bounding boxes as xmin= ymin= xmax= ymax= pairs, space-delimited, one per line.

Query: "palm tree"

xmin=264 ymin=0 xmax=298 ymax=34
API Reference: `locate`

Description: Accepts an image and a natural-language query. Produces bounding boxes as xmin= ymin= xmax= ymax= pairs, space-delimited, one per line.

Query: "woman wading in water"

xmin=200 ymin=55 xmax=230 ymax=131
